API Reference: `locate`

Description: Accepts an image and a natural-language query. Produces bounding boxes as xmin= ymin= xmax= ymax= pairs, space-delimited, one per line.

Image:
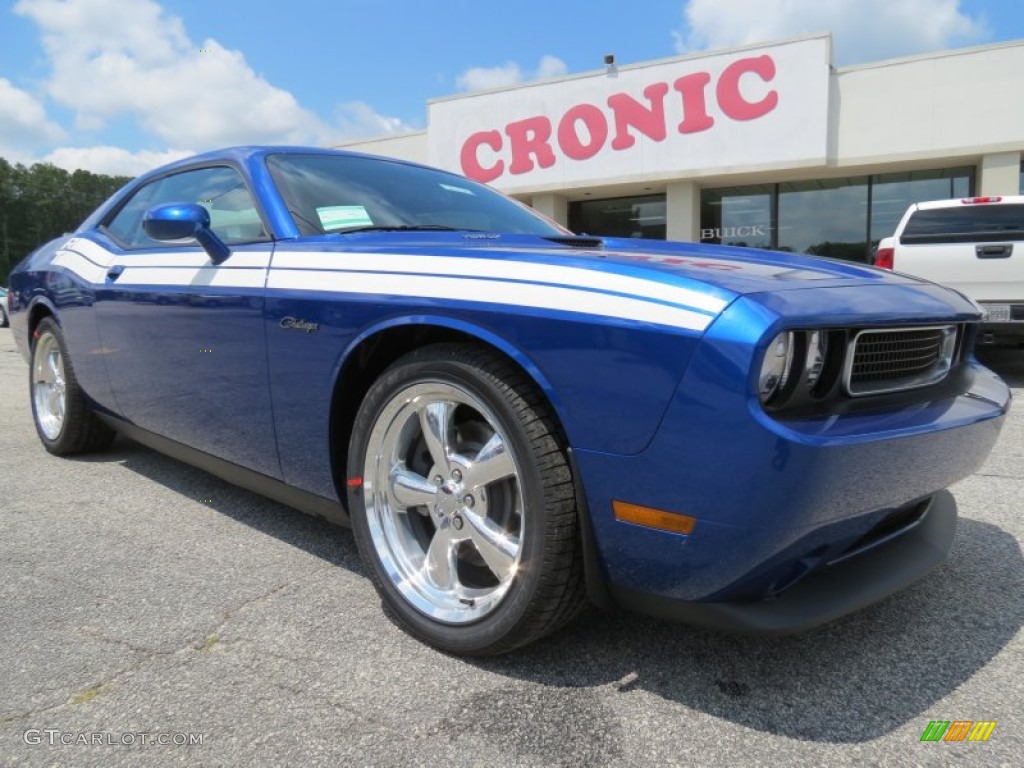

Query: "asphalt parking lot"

xmin=0 ymin=329 xmax=1021 ymax=767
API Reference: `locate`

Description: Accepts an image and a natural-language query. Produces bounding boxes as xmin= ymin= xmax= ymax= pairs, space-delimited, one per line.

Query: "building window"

xmin=699 ymin=184 xmax=773 ymax=249
xmin=870 ymin=168 xmax=972 ymax=246
xmin=568 ymin=195 xmax=666 ymax=239
xmin=777 ymin=177 xmax=868 ymax=261
xmin=700 ymin=166 xmax=974 ymax=262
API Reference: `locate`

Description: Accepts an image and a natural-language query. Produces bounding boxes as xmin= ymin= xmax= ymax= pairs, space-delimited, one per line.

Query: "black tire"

xmin=29 ymin=317 xmax=115 ymax=455
xmin=0 ymin=305 xmax=8 ymax=328
xmin=347 ymin=343 xmax=585 ymax=655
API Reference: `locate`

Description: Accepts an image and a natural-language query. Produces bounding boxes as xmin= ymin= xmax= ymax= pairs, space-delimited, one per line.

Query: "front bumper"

xmin=609 ymin=490 xmax=956 ymax=634
xmin=574 ymin=290 xmax=1009 ymax=629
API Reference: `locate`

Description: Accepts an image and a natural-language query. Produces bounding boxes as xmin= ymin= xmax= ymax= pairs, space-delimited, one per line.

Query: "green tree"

xmin=0 ymin=158 xmax=131 ymax=284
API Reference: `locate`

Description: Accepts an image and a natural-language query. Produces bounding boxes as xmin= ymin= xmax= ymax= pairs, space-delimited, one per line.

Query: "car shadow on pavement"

xmin=71 ymin=437 xmax=366 ymax=576
xmin=471 ymin=515 xmax=1023 ymax=743
xmin=85 ymin=436 xmax=1023 ymax=744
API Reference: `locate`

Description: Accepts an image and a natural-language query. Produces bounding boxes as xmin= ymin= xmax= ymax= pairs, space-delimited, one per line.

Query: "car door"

xmin=91 ymin=165 xmax=282 ymax=478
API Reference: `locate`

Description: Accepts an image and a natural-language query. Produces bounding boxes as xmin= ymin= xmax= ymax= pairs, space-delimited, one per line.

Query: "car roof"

xmin=138 ymin=145 xmax=435 ymax=181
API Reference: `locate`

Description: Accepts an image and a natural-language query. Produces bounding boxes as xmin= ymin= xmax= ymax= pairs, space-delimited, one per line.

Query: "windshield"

xmin=266 ymin=153 xmax=567 ymax=237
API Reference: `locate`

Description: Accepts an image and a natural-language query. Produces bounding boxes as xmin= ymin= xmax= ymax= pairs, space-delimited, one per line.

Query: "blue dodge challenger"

xmin=7 ymin=147 xmax=1010 ymax=654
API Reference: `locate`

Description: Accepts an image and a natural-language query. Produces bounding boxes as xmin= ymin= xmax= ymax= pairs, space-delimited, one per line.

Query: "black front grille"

xmin=847 ymin=326 xmax=955 ymax=395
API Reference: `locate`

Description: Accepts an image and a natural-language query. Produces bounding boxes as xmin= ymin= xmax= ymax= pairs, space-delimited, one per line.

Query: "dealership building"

xmin=341 ymin=33 xmax=1024 ymax=263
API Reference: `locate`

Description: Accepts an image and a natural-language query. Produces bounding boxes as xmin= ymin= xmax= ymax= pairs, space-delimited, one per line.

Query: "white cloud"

xmin=536 ymin=54 xmax=569 ymax=79
xmin=12 ymin=0 xmax=410 ymax=156
xmin=334 ymin=101 xmax=414 ymax=141
xmin=43 ymin=146 xmax=192 ymax=176
xmin=674 ymin=0 xmax=988 ymax=65
xmin=456 ymin=55 xmax=568 ymax=92
xmin=0 ymin=78 xmax=66 ymax=155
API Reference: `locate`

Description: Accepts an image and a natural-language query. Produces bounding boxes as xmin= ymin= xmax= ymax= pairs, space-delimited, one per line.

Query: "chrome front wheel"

xmin=349 ymin=344 xmax=585 ymax=655
xmin=363 ymin=381 xmax=524 ymax=624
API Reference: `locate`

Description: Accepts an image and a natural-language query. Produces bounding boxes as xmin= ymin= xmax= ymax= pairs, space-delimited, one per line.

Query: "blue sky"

xmin=1 ymin=0 xmax=1023 ymax=175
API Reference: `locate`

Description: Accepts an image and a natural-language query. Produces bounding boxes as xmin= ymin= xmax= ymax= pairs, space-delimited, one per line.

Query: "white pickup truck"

xmin=875 ymin=195 xmax=1024 ymax=345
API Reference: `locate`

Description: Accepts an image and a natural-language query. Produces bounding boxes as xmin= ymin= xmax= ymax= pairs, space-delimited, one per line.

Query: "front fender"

xmin=332 ymin=313 xmax=569 ymax=432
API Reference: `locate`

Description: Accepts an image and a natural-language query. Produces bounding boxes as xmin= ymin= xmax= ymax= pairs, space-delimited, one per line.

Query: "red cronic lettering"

xmin=557 ymin=104 xmax=608 ymax=161
xmin=608 ymin=83 xmax=670 ymax=150
xmin=716 ymin=55 xmax=778 ymax=121
xmin=505 ymin=116 xmax=556 ymax=175
xmin=460 ymin=130 xmax=504 ymax=183
xmin=673 ymin=73 xmax=715 ymax=134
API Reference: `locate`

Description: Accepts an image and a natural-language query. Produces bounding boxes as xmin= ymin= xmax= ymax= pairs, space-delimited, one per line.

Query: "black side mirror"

xmin=143 ymin=203 xmax=231 ymax=265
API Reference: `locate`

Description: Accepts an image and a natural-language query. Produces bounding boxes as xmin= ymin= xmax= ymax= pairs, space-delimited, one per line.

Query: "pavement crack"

xmin=78 ymin=627 xmax=173 ymax=657
xmin=3 ymin=567 xmax=338 ymax=725
xmin=0 ymin=699 xmax=73 ymax=725
xmin=200 ymin=564 xmax=335 ymax=648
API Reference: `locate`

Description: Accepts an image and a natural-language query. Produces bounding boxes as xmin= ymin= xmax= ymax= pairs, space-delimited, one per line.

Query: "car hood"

xmin=288 ymin=232 xmax=924 ymax=302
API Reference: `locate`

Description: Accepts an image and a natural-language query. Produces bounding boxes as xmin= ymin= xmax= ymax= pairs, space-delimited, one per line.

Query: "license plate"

xmin=982 ymin=303 xmax=1011 ymax=322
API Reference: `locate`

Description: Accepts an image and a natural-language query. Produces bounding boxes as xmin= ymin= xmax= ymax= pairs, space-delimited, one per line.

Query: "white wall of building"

xmin=338 ymin=36 xmax=1024 ymax=231
xmin=833 ymin=42 xmax=1024 ymax=168
xmin=343 ymin=130 xmax=427 ymax=164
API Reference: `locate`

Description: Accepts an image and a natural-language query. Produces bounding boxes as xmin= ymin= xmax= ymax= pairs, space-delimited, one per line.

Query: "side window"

xmin=104 ymin=166 xmax=267 ymax=249
xmin=104 ymin=182 xmax=159 ymax=246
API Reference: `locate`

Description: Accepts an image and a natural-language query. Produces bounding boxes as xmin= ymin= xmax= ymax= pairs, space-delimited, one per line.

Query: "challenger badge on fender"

xmin=279 ymin=316 xmax=320 ymax=333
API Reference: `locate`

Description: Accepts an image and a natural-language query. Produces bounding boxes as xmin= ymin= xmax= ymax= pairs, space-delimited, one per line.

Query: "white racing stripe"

xmin=63 ymin=237 xmax=113 ymax=267
xmin=267 ymin=268 xmax=713 ymax=331
xmin=272 ymin=250 xmax=727 ymax=315
xmin=116 ymin=266 xmax=267 ymax=288
xmin=58 ymin=237 xmax=270 ymax=288
xmin=52 ymin=250 xmax=108 ymax=284
xmin=66 ymin=237 xmax=271 ymax=269
xmin=49 ymin=237 xmax=722 ymax=331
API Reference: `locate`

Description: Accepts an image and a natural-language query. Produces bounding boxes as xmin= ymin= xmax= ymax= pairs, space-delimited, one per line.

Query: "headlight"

xmin=758 ymin=331 xmax=795 ymax=403
xmin=805 ymin=330 xmax=828 ymax=390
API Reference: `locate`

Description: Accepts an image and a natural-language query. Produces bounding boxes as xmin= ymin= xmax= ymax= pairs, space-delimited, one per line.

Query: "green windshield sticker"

xmin=316 ymin=205 xmax=373 ymax=230
xmin=440 ymin=183 xmax=475 ymax=196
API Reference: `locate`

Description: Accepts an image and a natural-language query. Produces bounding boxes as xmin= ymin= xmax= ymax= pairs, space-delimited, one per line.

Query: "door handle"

xmin=976 ymin=244 xmax=1012 ymax=259
xmin=106 ymin=265 xmax=125 ymax=281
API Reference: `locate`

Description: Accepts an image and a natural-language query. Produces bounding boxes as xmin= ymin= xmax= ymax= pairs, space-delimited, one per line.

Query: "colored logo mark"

xmin=920 ymin=720 xmax=997 ymax=742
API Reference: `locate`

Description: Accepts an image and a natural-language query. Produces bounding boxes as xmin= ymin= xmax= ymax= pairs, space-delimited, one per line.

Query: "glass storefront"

xmin=699 ymin=184 xmax=773 ymax=249
xmin=568 ymin=194 xmax=666 ymax=239
xmin=564 ymin=166 xmax=974 ymax=262
xmin=870 ymin=169 xmax=972 ymax=245
xmin=777 ymin=177 xmax=868 ymax=261
xmin=700 ymin=166 xmax=974 ymax=262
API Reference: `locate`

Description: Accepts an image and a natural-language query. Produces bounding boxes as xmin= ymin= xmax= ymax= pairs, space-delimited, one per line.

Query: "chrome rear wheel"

xmin=32 ymin=330 xmax=67 ymax=441
xmin=29 ymin=318 xmax=115 ymax=455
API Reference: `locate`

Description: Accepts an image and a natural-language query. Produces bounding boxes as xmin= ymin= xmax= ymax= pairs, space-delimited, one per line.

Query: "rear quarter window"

xmin=901 ymin=204 xmax=1024 ymax=244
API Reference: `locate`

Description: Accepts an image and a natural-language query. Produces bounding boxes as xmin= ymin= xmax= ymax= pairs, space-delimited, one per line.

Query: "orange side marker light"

xmin=613 ymin=501 xmax=696 ymax=535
